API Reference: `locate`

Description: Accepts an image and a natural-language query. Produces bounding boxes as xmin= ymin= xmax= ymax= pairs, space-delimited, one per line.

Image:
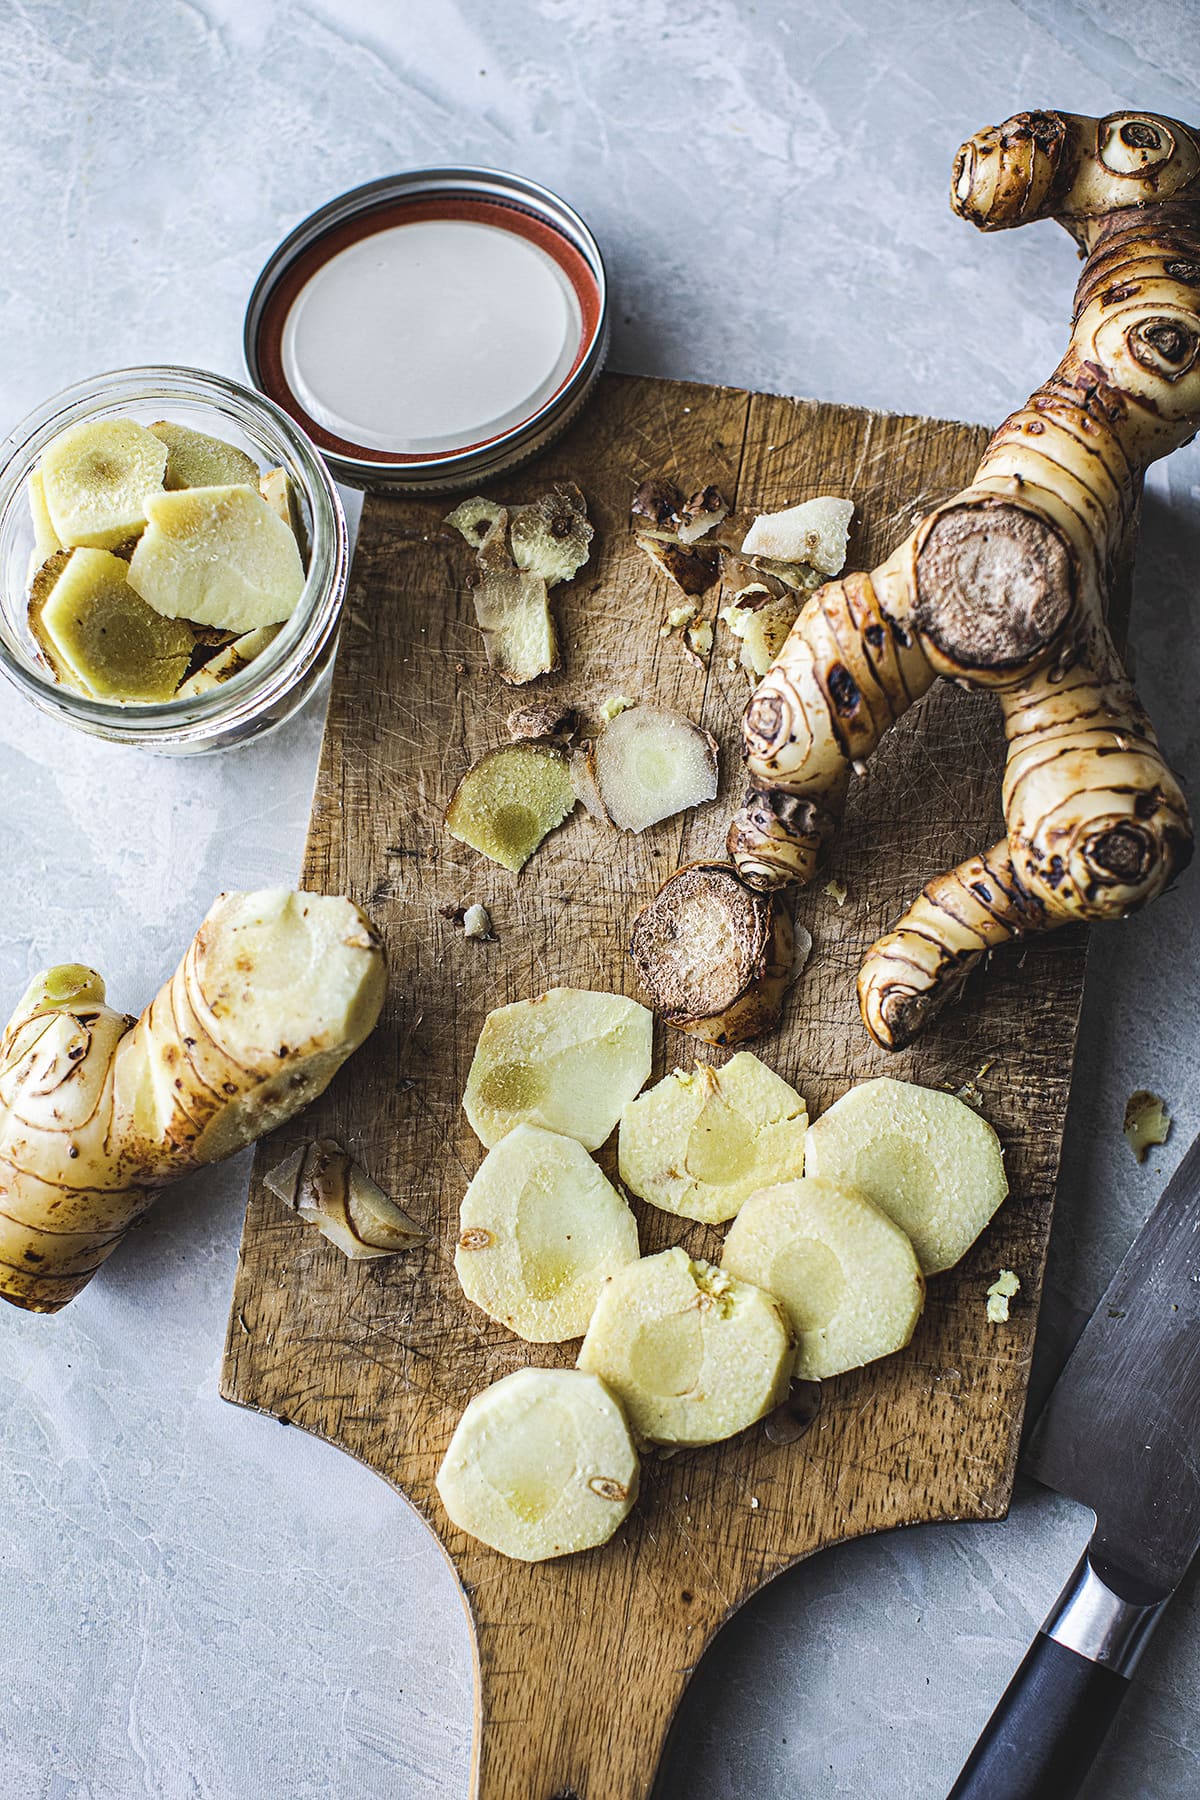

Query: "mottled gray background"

xmin=1 ymin=2 xmax=1198 ymax=1796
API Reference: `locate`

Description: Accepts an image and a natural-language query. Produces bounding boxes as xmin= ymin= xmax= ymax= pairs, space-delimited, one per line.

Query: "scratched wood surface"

xmin=221 ymin=372 xmax=1089 ymax=1800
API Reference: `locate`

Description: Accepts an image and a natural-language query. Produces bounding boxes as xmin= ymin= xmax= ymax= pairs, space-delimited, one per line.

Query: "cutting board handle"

xmin=469 ymin=1589 xmax=694 ymax=1800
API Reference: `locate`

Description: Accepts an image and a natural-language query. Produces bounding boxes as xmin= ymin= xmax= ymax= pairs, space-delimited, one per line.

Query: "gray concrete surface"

xmin=1 ymin=2 xmax=1197 ymax=1794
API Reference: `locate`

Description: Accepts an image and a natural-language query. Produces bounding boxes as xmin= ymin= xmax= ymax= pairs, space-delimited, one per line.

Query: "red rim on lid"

xmin=244 ymin=168 xmax=608 ymax=492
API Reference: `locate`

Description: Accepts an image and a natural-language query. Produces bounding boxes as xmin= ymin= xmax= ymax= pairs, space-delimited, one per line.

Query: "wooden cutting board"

xmin=221 ymin=371 xmax=1089 ymax=1800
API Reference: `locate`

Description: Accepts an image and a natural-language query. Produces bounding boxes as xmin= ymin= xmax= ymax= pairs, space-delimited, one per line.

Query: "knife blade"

xmin=948 ymin=1127 xmax=1200 ymax=1800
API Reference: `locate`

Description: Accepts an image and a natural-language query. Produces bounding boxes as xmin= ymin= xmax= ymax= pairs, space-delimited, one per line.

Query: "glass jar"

xmin=0 ymin=366 xmax=348 ymax=753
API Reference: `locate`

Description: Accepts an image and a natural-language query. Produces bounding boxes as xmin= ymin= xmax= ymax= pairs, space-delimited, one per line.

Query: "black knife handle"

xmin=947 ymin=1549 xmax=1168 ymax=1800
xmin=946 ymin=1630 xmax=1128 ymax=1800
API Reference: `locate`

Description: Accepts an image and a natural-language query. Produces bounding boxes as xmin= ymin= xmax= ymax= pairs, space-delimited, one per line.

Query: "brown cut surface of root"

xmin=629 ymin=861 xmax=794 ymax=1046
xmin=590 ymin=705 xmax=718 ymax=834
xmin=445 ymin=742 xmax=577 ymax=873
xmin=634 ymin=533 xmax=721 ymax=596
xmin=913 ymin=502 xmax=1074 ymax=670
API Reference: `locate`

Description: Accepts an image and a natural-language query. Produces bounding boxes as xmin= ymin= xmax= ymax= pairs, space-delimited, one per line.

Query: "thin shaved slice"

xmin=630 ymin=477 xmax=684 ymax=535
xmin=128 ymin=485 xmax=306 ymax=631
xmin=721 ymin=1176 xmax=925 ymax=1380
xmin=40 ymin=417 xmax=167 ymax=550
xmin=28 ymin=471 xmax=62 ymax=561
xmin=676 ymin=485 xmax=729 ymax=545
xmin=472 ymin=560 xmax=558 ymax=683
xmin=509 ymin=483 xmax=593 ymax=586
xmin=721 ymin=584 xmax=803 ymax=678
xmin=635 ymin=533 xmax=720 ymax=595
xmin=445 ymin=495 xmax=508 ymax=549
xmin=463 ymin=986 xmax=653 ymax=1151
xmin=740 ymin=497 xmax=853 ymax=575
xmin=1123 ymin=1089 xmax=1171 ymax=1162
xmin=259 ymin=466 xmax=301 ymax=537
xmin=590 ymin=705 xmax=717 ymax=834
xmin=630 ymin=861 xmax=794 ymax=1047
xmin=30 ymin=547 xmax=194 ymax=701
xmin=174 ymin=626 xmax=280 ymax=698
xmin=804 ymin=1076 xmax=1008 ymax=1275
xmin=264 ymin=1138 xmax=425 ymax=1259
xmin=618 ymin=1051 xmax=807 ymax=1224
xmin=455 ymin=1124 xmax=639 ymax=1341
xmin=436 ymin=1367 xmax=639 ymax=1562
xmin=445 ymin=742 xmax=576 ymax=873
xmin=151 ymin=420 xmax=260 ymax=491
xmin=577 ymin=1246 xmax=792 ymax=1447
xmin=506 ymin=699 xmax=578 ymax=742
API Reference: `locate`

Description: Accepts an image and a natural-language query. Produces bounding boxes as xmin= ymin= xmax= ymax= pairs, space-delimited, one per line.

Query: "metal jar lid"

xmin=243 ymin=167 xmax=608 ymax=493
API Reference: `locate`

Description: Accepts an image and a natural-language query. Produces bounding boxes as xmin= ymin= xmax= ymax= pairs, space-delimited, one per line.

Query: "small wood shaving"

xmin=954 ymin=1059 xmax=996 ymax=1109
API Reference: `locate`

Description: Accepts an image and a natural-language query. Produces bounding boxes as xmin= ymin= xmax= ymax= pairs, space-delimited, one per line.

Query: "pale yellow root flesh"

xmin=463 ymin=987 xmax=653 ymax=1152
xmin=436 ymin=1367 xmax=639 ymax=1562
xmin=445 ymin=743 xmax=576 ymax=874
xmin=618 ymin=1051 xmax=807 ymax=1224
xmin=454 ymin=1124 xmax=639 ymax=1342
xmin=577 ymin=1245 xmax=793 ymax=1447
xmin=721 ymin=1176 xmax=925 ymax=1379
xmin=127 ymin=485 xmax=305 ymax=632
xmin=803 ymin=1076 xmax=1008 ymax=1275
xmin=39 ymin=418 xmax=167 ymax=550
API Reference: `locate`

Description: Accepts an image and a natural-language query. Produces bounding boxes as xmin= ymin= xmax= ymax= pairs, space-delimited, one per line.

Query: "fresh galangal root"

xmin=26 ymin=417 xmax=306 ymax=703
xmin=463 ymin=987 xmax=653 ymax=1152
xmin=618 ymin=1051 xmax=807 ymax=1224
xmin=721 ymin=1176 xmax=925 ymax=1380
xmin=629 ymin=861 xmax=794 ymax=1046
xmin=436 ymin=1367 xmax=639 ymax=1562
xmin=444 ymin=741 xmax=577 ymax=874
xmin=728 ymin=109 xmax=1200 ymax=1049
xmin=454 ymin=1123 xmax=639 ymax=1341
xmin=589 ymin=704 xmax=718 ymax=833
xmin=577 ymin=1246 xmax=792 ymax=1447
xmin=264 ymin=1138 xmax=425 ymax=1260
xmin=446 ymin=484 xmax=592 ymax=685
xmin=803 ymin=1076 xmax=1007 ymax=1275
xmin=0 ymin=890 xmax=386 ymax=1313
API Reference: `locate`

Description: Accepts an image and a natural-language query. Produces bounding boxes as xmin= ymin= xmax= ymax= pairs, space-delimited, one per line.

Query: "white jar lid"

xmin=244 ymin=169 xmax=608 ymax=492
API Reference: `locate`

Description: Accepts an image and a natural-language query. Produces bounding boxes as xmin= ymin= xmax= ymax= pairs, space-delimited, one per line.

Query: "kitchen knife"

xmin=948 ymin=1127 xmax=1200 ymax=1800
